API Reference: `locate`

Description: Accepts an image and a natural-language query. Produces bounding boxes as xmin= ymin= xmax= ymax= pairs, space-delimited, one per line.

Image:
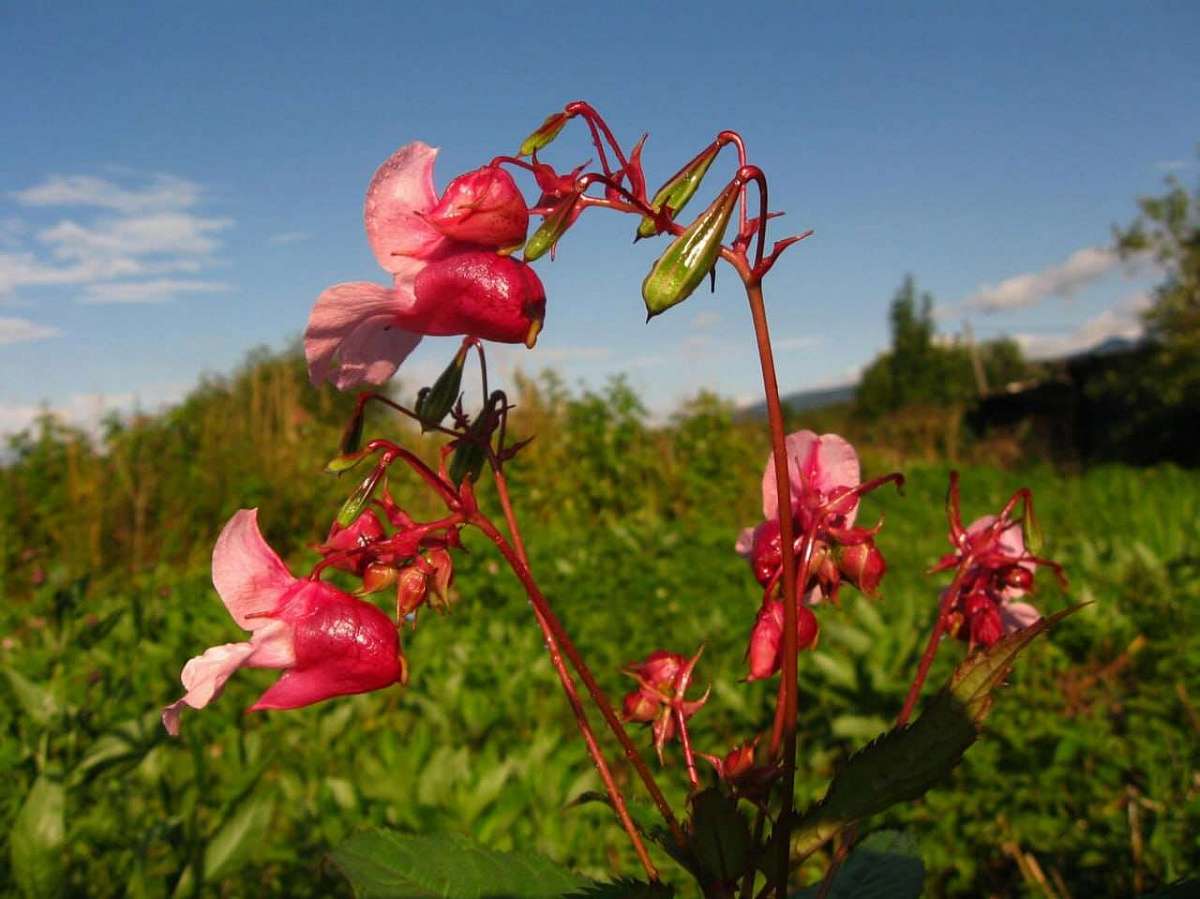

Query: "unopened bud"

xmin=636 ymin=141 xmax=720 ymax=239
xmin=642 ymin=180 xmax=739 ymax=318
xmin=621 ymin=688 xmax=659 ymax=723
xmin=335 ymin=462 xmax=387 ymax=528
xmin=836 ymin=540 xmax=886 ymax=598
xmin=425 ymin=165 xmax=529 ymax=250
xmin=523 ymin=194 xmax=580 ymax=262
xmin=999 ymin=565 xmax=1033 ymax=593
xmin=518 ymin=111 xmax=569 ymax=157
xmin=750 ymin=519 xmax=782 ymax=588
xmin=325 ymin=450 xmax=369 ymax=475
xmin=415 ymin=345 xmax=468 ymax=431
xmin=745 ymin=601 xmax=819 ymax=681
xmin=396 ymin=565 xmax=429 ymax=618
xmin=361 ymin=563 xmax=398 ymax=594
xmin=426 ymin=548 xmax=454 ymax=609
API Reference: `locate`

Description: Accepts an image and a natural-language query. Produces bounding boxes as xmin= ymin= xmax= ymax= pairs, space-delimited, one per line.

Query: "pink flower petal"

xmin=161 ymin=642 xmax=256 ymax=735
xmin=734 ymin=526 xmax=756 ymax=557
xmin=761 ymin=431 xmax=860 ymax=522
xmin=211 ymin=510 xmax=296 ymax=630
xmin=364 ymin=141 xmax=449 ymax=272
xmin=1000 ymin=601 xmax=1042 ymax=633
xmin=245 ymin=619 xmax=297 ymax=669
xmin=304 ymin=281 xmax=423 ymax=389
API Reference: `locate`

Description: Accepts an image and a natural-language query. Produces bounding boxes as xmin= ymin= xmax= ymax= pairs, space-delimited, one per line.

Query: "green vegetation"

xmin=2 ymin=351 xmax=1198 ymax=896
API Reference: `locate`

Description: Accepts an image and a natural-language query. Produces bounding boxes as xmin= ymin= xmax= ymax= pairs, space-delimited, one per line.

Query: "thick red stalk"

xmin=743 ymin=279 xmax=799 ymax=899
xmin=471 ymin=501 xmax=686 ymax=848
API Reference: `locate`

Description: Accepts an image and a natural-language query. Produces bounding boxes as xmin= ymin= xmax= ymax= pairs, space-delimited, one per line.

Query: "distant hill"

xmin=737 ymin=383 xmax=856 ymax=420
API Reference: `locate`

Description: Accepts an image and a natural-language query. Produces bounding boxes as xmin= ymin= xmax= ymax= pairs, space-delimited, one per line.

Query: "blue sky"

xmin=2 ymin=2 xmax=1197 ymax=434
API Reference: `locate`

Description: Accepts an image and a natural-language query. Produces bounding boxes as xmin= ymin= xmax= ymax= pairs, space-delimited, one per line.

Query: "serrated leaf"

xmin=566 ymin=879 xmax=675 ymax=898
xmin=10 ymin=775 xmax=65 ymax=899
xmin=3 ymin=668 xmax=60 ymax=727
xmin=791 ymin=607 xmax=1080 ymax=857
xmin=790 ymin=830 xmax=923 ymax=899
xmin=330 ymin=830 xmax=587 ymax=898
xmin=688 ymin=788 xmax=752 ymax=885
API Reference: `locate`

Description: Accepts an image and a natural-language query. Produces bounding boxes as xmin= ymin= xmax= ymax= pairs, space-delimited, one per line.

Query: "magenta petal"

xmin=304 ymin=281 xmax=423 ymax=389
xmin=364 ymin=141 xmax=450 ymax=272
xmin=162 ymin=642 xmax=257 ymax=735
xmin=211 ymin=510 xmax=297 ymax=630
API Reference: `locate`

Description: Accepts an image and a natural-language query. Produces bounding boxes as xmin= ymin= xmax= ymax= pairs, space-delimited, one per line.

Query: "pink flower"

xmin=305 ymin=142 xmax=546 ymax=390
xmin=620 ymin=648 xmax=709 ymax=762
xmin=162 ymin=510 xmax=406 ymax=735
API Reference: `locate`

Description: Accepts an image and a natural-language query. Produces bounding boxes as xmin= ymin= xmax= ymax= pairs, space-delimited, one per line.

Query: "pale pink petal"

xmin=304 ymin=281 xmax=422 ymax=388
xmin=1000 ymin=601 xmax=1041 ymax=633
xmin=812 ymin=434 xmax=860 ymax=498
xmin=364 ymin=141 xmax=449 ymax=272
xmin=212 ymin=510 xmax=296 ymax=630
xmin=761 ymin=432 xmax=859 ymax=522
xmin=162 ymin=642 xmax=256 ymax=735
xmin=735 ymin=526 xmax=756 ymax=557
xmin=245 ymin=619 xmax=296 ymax=669
xmin=966 ymin=515 xmax=1035 ymax=597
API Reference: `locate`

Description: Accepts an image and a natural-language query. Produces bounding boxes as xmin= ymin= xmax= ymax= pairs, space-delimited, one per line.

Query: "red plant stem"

xmin=361 ymin=439 xmax=461 ymax=508
xmin=897 ymin=560 xmax=973 ymax=726
xmin=487 ymin=470 xmax=658 ymax=880
xmin=743 ymin=278 xmax=799 ymax=899
xmin=472 ymin=492 xmax=686 ymax=848
xmin=354 ymin=391 xmax=465 ymax=441
xmin=768 ymin=517 xmax=820 ymax=757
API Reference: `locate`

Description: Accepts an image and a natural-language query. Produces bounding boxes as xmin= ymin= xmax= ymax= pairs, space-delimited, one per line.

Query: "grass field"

xmin=2 ymin=357 xmax=1198 ymax=897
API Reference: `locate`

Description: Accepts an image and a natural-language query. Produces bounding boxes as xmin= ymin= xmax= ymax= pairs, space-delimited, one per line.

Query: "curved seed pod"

xmin=642 ymin=181 xmax=739 ymax=318
xmin=636 ymin=141 xmax=720 ymax=239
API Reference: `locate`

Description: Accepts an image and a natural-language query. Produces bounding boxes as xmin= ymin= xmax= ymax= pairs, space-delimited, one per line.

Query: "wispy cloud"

xmin=80 ymin=278 xmax=231 ymax=304
xmin=268 ymin=231 xmax=310 ymax=245
xmin=691 ymin=310 xmax=721 ymax=330
xmin=963 ymin=246 xmax=1121 ymax=313
xmin=1 ymin=172 xmax=233 ymax=304
xmin=1013 ymin=295 xmax=1147 ymax=359
xmin=12 ymin=174 xmax=202 ymax=214
xmin=1155 ymin=159 xmax=1192 ymax=174
xmin=0 ymin=382 xmax=191 ymax=439
xmin=775 ymin=335 xmax=823 ymax=351
xmin=0 ymin=316 xmax=61 ymax=345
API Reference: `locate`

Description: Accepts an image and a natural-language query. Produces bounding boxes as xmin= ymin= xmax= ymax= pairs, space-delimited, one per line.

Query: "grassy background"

xmin=2 ymin=351 xmax=1198 ymax=896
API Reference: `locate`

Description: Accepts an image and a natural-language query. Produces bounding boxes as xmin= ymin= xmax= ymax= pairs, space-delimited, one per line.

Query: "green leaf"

xmin=791 ymin=606 xmax=1081 ymax=857
xmin=790 ymin=830 xmax=923 ymax=899
xmin=3 ymin=668 xmax=60 ymax=728
xmin=172 ymin=794 xmax=275 ymax=897
xmin=10 ymin=775 xmax=65 ymax=899
xmin=330 ymin=829 xmax=588 ymax=898
xmin=687 ymin=788 xmax=752 ymax=885
xmin=566 ymin=879 xmax=675 ymax=898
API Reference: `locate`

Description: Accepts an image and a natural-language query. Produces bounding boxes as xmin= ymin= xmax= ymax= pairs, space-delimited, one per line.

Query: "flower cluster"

xmin=305 ymin=143 xmax=546 ymax=390
xmin=932 ymin=475 xmax=1066 ymax=649
xmin=620 ymin=648 xmax=709 ymax=762
xmin=735 ymin=431 xmax=901 ymax=680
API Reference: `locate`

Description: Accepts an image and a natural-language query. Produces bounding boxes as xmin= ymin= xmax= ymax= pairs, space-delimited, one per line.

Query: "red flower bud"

xmin=745 ymin=600 xmax=818 ymax=681
xmin=998 ymin=564 xmax=1034 ymax=593
xmin=750 ymin=519 xmax=783 ymax=587
xmin=425 ymin=548 xmax=454 ymax=610
xmin=621 ymin=688 xmax=659 ymax=723
xmin=425 ymin=165 xmax=529 ymax=250
xmin=320 ymin=510 xmax=387 ymax=574
xmin=968 ymin=601 xmax=1004 ymax=648
xmin=625 ymin=649 xmax=685 ymax=693
xmin=395 ymin=565 xmax=429 ymax=619
xmin=361 ymin=562 xmax=398 ymax=594
xmin=837 ymin=540 xmax=886 ymax=597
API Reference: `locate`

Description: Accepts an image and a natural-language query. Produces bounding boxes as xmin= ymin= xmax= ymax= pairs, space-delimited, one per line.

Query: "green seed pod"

xmin=636 ymin=142 xmax=720 ymax=240
xmin=518 ymin=112 xmax=569 ymax=157
xmin=335 ymin=463 xmax=386 ymax=528
xmin=415 ymin=345 xmax=468 ymax=431
xmin=642 ymin=181 xmax=739 ymax=319
xmin=523 ymin=196 xmax=578 ymax=262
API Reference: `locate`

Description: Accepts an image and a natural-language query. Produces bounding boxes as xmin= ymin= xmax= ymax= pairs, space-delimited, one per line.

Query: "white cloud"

xmin=0 ymin=316 xmax=60 ymax=345
xmin=0 ymin=382 xmax=191 ymax=439
xmin=80 ymin=278 xmax=231 ymax=304
xmin=691 ymin=310 xmax=721 ymax=330
xmin=1014 ymin=302 xmax=1145 ymax=359
xmin=13 ymin=174 xmax=201 ymax=213
xmin=964 ymin=246 xmax=1120 ymax=312
xmin=1 ymin=172 xmax=233 ymax=302
xmin=1155 ymin=159 xmax=1191 ymax=174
